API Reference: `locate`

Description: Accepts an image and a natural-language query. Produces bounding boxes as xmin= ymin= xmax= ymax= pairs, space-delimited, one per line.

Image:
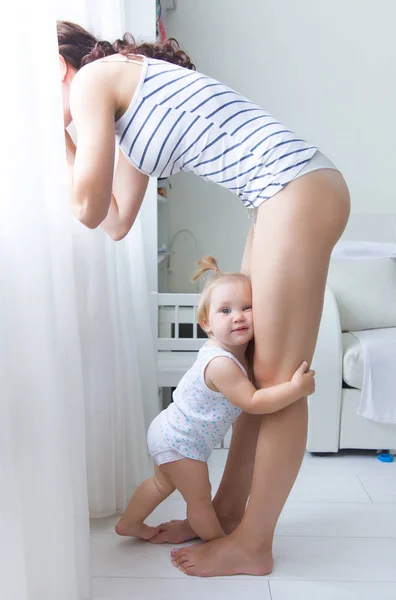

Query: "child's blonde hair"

xmin=192 ymin=256 xmax=251 ymax=331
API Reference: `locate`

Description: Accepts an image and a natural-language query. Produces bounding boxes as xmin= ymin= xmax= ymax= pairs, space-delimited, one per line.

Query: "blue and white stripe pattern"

xmin=115 ymin=57 xmax=318 ymax=208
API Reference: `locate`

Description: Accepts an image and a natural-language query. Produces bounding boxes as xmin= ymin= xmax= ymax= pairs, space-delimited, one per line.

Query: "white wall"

xmin=164 ymin=0 xmax=396 ymax=291
xmin=124 ymin=0 xmax=156 ymax=42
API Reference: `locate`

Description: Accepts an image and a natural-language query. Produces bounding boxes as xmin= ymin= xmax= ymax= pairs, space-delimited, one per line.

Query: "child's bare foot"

xmin=149 ymin=519 xmax=196 ymax=544
xmin=115 ymin=518 xmax=160 ymax=540
xmin=149 ymin=516 xmax=241 ymax=544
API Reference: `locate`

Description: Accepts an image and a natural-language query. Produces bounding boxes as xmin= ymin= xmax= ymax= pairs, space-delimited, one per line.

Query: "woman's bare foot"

xmin=170 ymin=533 xmax=274 ymax=577
xmin=115 ymin=518 xmax=160 ymax=541
xmin=149 ymin=516 xmax=241 ymax=544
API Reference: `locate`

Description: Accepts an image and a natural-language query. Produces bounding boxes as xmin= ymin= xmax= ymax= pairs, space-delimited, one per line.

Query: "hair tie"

xmin=215 ymin=268 xmax=220 ymax=273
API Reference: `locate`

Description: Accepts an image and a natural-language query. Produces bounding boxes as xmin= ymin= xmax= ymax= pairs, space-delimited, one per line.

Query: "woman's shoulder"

xmin=76 ymin=54 xmax=144 ymax=82
xmin=72 ymin=56 xmax=145 ymax=117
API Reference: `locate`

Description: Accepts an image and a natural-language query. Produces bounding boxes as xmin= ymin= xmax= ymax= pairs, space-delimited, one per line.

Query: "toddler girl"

xmin=115 ymin=256 xmax=315 ymax=541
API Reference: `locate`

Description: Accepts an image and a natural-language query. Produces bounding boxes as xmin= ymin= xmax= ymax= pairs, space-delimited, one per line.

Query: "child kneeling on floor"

xmin=115 ymin=256 xmax=315 ymax=541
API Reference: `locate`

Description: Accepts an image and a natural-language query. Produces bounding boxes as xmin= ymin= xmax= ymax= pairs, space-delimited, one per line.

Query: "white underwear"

xmin=147 ymin=413 xmax=186 ymax=466
xmin=248 ymin=150 xmax=338 ymax=225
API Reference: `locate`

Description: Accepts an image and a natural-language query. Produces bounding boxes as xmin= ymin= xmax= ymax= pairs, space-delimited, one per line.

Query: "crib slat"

xmin=193 ymin=305 xmax=197 ymax=339
xmin=157 ymin=338 xmax=203 ymax=351
xmin=154 ymin=292 xmax=206 ymax=352
xmin=175 ymin=305 xmax=179 ymax=339
xmin=157 ymin=293 xmax=200 ymax=306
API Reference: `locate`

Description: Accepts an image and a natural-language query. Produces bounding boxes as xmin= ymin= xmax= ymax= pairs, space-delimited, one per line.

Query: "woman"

xmin=58 ymin=20 xmax=350 ymax=577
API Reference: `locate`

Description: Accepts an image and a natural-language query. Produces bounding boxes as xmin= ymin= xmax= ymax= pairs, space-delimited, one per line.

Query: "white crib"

xmin=150 ymin=288 xmax=348 ymax=453
xmin=152 ymin=292 xmax=203 ymax=386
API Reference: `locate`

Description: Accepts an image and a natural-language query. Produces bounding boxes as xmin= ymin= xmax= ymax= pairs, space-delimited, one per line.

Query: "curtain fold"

xmin=72 ymin=224 xmax=152 ymax=517
xmin=1 ymin=0 xmax=156 ymax=598
xmin=1 ymin=4 xmax=90 ymax=598
xmin=61 ymin=0 xmax=155 ymax=517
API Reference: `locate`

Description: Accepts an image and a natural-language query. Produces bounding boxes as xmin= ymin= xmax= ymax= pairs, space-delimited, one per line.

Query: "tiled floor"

xmin=91 ymin=450 xmax=396 ymax=599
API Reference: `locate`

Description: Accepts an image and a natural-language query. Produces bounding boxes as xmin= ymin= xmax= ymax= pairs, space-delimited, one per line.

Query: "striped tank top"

xmin=114 ymin=56 xmax=318 ymax=208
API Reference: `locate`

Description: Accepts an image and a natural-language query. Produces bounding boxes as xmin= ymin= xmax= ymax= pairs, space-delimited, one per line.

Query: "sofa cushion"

xmin=328 ymin=258 xmax=396 ymax=331
xmin=342 ymin=332 xmax=363 ymax=390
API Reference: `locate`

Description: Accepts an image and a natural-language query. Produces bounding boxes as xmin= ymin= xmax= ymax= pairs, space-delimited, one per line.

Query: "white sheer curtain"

xmin=57 ymin=0 xmax=156 ymax=518
xmin=0 ymin=0 xmax=156 ymax=598
xmin=71 ymin=225 xmax=153 ymax=518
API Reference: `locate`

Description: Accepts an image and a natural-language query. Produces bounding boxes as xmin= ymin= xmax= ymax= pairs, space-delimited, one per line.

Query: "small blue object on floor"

xmin=378 ymin=453 xmax=394 ymax=463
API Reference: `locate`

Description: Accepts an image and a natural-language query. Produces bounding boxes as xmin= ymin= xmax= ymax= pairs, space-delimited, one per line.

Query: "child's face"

xmin=205 ymin=280 xmax=253 ymax=348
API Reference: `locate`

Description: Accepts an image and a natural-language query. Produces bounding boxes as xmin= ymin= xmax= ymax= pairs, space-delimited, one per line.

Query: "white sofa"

xmin=307 ymin=253 xmax=396 ymax=453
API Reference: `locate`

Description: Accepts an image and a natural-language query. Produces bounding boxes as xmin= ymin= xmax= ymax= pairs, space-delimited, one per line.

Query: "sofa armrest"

xmin=307 ymin=285 xmax=343 ymax=453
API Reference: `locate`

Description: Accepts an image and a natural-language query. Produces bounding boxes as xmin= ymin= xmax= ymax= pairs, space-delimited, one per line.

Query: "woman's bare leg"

xmin=171 ymin=168 xmax=350 ymax=576
xmin=211 ymin=224 xmax=262 ymax=523
xmin=150 ymin=226 xmax=261 ymax=544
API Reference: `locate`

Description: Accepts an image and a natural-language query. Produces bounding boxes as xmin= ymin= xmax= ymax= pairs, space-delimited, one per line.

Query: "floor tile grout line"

xmin=284 ymin=501 xmax=394 ymax=504
xmin=273 ymin=534 xmax=396 ymax=539
xmin=92 ymin=574 xmax=271 ymax=580
xmin=356 ymin=474 xmax=374 ymax=502
xmin=90 ymin=500 xmax=396 ymax=521
xmin=92 ymin=574 xmax=396 ymax=582
xmin=90 ymin=500 xmax=396 ymax=517
xmin=289 ymin=500 xmax=396 ymax=503
xmin=268 ymin=578 xmax=273 ymax=599
xmin=91 ymin=533 xmax=396 ymax=539
xmin=90 ymin=500 xmax=396 ymax=531
xmin=266 ymin=579 xmax=396 ymax=586
xmin=91 ymin=532 xmax=396 ymax=540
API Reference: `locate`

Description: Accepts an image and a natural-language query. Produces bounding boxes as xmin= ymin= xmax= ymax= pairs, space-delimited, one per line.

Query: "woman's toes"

xmin=170 ymin=547 xmax=181 ymax=558
xmin=172 ymin=557 xmax=183 ymax=568
xmin=179 ymin=558 xmax=193 ymax=572
xmin=171 ymin=553 xmax=185 ymax=567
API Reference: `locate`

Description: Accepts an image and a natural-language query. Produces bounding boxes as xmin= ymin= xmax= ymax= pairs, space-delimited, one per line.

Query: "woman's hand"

xmin=291 ymin=361 xmax=316 ymax=397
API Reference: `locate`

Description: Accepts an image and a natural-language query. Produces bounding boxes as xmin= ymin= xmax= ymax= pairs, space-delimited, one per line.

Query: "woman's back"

xmin=115 ymin=56 xmax=317 ymax=207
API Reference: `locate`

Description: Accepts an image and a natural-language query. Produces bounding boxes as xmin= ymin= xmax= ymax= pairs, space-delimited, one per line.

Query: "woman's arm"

xmin=205 ymin=358 xmax=315 ymax=414
xmin=101 ymin=150 xmax=149 ymax=241
xmin=67 ymin=65 xmax=148 ymax=239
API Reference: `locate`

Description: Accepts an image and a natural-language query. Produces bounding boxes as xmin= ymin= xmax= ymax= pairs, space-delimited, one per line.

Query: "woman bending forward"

xmin=58 ymin=21 xmax=350 ymax=577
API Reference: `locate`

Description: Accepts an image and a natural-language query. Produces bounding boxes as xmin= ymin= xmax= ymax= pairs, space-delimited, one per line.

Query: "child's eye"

xmin=243 ymin=305 xmax=252 ymax=311
xmin=220 ymin=308 xmax=231 ymax=314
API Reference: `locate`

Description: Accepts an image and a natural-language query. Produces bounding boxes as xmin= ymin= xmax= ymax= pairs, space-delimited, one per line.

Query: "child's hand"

xmin=291 ymin=361 xmax=316 ymax=397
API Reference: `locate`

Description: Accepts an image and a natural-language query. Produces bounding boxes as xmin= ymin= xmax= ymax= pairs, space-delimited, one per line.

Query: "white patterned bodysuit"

xmin=147 ymin=342 xmax=247 ymax=465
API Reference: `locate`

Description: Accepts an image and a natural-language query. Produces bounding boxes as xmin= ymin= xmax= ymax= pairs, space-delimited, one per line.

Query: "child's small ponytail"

xmin=192 ymin=256 xmax=221 ymax=282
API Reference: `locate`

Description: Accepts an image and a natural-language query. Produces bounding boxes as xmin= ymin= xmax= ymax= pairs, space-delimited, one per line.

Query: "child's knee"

xmin=153 ymin=471 xmax=175 ymax=496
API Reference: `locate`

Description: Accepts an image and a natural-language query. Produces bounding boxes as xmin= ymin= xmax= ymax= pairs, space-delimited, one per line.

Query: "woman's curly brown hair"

xmin=57 ymin=21 xmax=195 ymax=71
